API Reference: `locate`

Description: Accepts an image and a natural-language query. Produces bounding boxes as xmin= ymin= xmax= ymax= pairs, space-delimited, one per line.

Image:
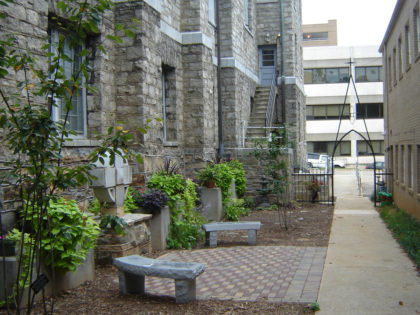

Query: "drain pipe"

xmin=216 ymin=0 xmax=224 ymax=157
xmin=279 ymin=0 xmax=286 ymax=124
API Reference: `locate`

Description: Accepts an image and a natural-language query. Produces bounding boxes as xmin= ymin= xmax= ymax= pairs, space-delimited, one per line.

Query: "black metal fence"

xmin=292 ymin=169 xmax=333 ymax=204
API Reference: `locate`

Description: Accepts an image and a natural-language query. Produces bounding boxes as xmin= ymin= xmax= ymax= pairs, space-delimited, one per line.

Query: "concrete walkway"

xmin=317 ymin=170 xmax=420 ymax=315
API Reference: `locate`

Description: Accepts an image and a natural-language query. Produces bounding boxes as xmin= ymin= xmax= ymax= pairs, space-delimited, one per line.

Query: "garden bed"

xmin=22 ymin=203 xmax=333 ymax=315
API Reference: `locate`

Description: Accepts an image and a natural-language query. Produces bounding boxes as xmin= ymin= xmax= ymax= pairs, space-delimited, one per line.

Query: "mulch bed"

xmin=9 ymin=202 xmax=333 ymax=315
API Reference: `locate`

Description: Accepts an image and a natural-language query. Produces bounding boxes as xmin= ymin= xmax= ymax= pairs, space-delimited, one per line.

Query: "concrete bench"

xmin=202 ymin=221 xmax=261 ymax=247
xmin=113 ymin=255 xmax=205 ymax=303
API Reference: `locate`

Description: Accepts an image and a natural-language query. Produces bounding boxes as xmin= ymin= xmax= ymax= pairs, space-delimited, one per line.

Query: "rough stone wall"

xmin=219 ymin=0 xmax=258 ymax=148
xmin=256 ymin=0 xmax=306 ymax=169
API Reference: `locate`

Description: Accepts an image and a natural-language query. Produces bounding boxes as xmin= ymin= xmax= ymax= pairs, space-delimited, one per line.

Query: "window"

xmin=304 ymin=68 xmax=349 ymax=84
xmin=398 ymin=37 xmax=403 ymax=77
xmin=243 ymin=0 xmax=249 ymax=28
xmin=408 ymin=145 xmax=414 ymax=189
xmin=415 ymin=8 xmax=420 ymax=55
xmin=356 ymin=103 xmax=383 ymax=119
xmin=208 ymin=0 xmax=215 ymax=25
xmin=357 ymin=140 xmax=384 ymax=156
xmin=401 ymin=145 xmax=405 ymax=184
xmin=307 ymin=141 xmax=351 ymax=156
xmin=395 ymin=145 xmax=399 ymax=180
xmin=388 ymin=56 xmax=392 ymax=88
xmin=417 ymin=146 xmax=420 ymax=193
xmin=405 ymin=24 xmax=412 ymax=69
xmin=392 ymin=47 xmax=397 ymax=84
xmin=303 ymin=32 xmax=328 ymax=41
xmin=50 ymin=30 xmax=86 ymax=136
xmin=306 ymin=104 xmax=350 ymax=120
xmin=355 ymin=66 xmax=383 ymax=82
xmin=161 ymin=65 xmax=177 ymax=142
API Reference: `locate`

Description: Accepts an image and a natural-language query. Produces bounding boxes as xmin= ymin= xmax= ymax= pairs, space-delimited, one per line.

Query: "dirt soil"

xmin=22 ymin=203 xmax=333 ymax=315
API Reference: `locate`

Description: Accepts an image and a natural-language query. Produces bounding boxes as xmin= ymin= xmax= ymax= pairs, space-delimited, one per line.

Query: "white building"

xmin=303 ymin=45 xmax=385 ymax=166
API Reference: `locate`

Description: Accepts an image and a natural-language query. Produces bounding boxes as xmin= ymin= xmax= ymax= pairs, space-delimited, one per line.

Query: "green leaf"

xmin=106 ymin=34 xmax=123 ymax=44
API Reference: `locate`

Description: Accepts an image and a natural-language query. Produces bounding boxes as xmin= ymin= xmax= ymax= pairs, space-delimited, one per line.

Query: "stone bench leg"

xmin=118 ymin=271 xmax=145 ymax=295
xmin=248 ymin=229 xmax=257 ymax=245
xmin=205 ymin=231 xmax=218 ymax=247
xmin=175 ymin=278 xmax=197 ymax=303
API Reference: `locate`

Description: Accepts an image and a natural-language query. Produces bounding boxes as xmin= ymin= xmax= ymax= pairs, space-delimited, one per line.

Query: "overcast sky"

xmin=302 ymin=0 xmax=398 ymax=47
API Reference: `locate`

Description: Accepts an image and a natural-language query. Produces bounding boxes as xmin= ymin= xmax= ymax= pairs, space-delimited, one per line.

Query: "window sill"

xmin=244 ymin=25 xmax=253 ymax=37
xmin=63 ymin=139 xmax=101 ymax=147
xmin=163 ymin=141 xmax=178 ymax=147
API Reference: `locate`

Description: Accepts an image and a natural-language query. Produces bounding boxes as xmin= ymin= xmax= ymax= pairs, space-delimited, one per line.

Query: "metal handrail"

xmin=265 ymin=70 xmax=278 ymax=136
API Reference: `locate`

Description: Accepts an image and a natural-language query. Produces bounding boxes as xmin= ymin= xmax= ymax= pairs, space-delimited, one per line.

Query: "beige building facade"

xmin=380 ymin=0 xmax=420 ymax=219
xmin=302 ymin=19 xmax=337 ymax=47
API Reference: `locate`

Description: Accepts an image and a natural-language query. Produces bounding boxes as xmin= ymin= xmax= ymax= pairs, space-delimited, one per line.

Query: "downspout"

xmin=216 ymin=0 xmax=224 ymax=157
xmin=280 ymin=0 xmax=286 ymax=124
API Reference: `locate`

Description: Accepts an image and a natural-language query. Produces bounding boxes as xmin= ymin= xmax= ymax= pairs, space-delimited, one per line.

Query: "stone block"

xmin=199 ymin=187 xmax=223 ymax=221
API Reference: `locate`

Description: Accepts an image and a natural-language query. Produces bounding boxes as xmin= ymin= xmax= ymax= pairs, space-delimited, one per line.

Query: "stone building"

xmin=0 ymin=0 xmax=305 ymax=204
xmin=379 ymin=0 xmax=420 ymax=220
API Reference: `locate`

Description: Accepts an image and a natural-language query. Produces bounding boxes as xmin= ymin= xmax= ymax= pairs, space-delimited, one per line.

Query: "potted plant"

xmin=133 ymin=188 xmax=170 ymax=250
xmin=133 ymin=188 xmax=169 ymax=213
xmin=196 ymin=165 xmax=219 ymax=188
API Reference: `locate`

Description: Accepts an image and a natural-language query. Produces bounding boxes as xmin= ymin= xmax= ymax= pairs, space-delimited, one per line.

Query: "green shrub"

xmin=224 ymin=198 xmax=249 ymax=221
xmin=28 ymin=198 xmax=100 ymax=272
xmin=380 ymin=205 xmax=420 ymax=268
xmin=226 ymin=159 xmax=246 ymax=197
xmin=0 ymin=229 xmax=33 ymax=307
xmin=147 ymin=173 xmax=205 ymax=249
xmin=147 ymin=173 xmax=186 ymax=208
xmin=124 ymin=186 xmax=138 ymax=213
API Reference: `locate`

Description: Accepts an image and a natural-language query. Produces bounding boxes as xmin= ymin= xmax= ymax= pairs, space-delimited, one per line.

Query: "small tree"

xmin=252 ymin=126 xmax=293 ymax=229
xmin=0 ymin=1 xmax=143 ymax=313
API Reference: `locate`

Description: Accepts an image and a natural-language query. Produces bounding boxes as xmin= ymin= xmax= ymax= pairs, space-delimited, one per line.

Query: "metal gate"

xmin=292 ymin=169 xmax=333 ymax=204
xmin=374 ymin=169 xmax=393 ymax=207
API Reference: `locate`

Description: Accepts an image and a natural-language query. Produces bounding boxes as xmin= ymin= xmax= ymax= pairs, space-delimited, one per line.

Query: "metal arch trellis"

xmin=330 ymin=59 xmax=378 ymax=205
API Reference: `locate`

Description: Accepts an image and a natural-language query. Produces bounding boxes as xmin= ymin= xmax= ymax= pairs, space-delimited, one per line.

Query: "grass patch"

xmin=379 ymin=205 xmax=420 ymax=269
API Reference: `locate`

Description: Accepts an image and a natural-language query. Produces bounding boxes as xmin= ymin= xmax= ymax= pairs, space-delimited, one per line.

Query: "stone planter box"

xmin=0 ymin=249 xmax=95 ymax=304
xmin=199 ymin=187 xmax=223 ymax=221
xmin=95 ymin=213 xmax=152 ymax=265
xmin=149 ymin=206 xmax=170 ymax=251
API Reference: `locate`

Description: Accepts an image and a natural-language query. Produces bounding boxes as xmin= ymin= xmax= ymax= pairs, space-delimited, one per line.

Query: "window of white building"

xmin=356 ymin=103 xmax=383 ymax=119
xmin=355 ymin=66 xmax=383 ymax=82
xmin=357 ymin=140 xmax=384 ymax=156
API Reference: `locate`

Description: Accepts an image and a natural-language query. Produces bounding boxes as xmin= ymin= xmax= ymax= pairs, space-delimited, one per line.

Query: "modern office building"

xmin=303 ymin=18 xmax=385 ymax=166
xmin=380 ymin=0 xmax=420 ymax=219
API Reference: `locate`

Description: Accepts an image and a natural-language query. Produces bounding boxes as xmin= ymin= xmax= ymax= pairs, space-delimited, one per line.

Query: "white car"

xmin=307 ymin=153 xmax=328 ymax=169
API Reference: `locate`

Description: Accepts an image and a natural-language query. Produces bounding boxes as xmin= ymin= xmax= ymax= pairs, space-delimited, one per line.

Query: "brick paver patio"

xmin=145 ymin=246 xmax=326 ymax=303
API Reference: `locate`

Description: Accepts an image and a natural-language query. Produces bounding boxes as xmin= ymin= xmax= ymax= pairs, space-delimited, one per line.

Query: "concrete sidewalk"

xmin=317 ymin=172 xmax=420 ymax=314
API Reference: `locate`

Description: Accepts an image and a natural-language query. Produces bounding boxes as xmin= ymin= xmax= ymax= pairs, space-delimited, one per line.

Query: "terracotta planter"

xmin=205 ymin=180 xmax=216 ymax=188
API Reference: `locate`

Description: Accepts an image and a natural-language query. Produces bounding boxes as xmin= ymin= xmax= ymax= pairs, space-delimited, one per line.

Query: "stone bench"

xmin=113 ymin=255 xmax=205 ymax=303
xmin=202 ymin=221 xmax=261 ymax=247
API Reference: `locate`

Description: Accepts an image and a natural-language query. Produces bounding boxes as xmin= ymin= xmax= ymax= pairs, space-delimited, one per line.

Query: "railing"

xmin=265 ymin=71 xmax=278 ymax=137
xmin=292 ymin=169 xmax=333 ymax=204
xmin=239 ymin=124 xmax=284 ymax=148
